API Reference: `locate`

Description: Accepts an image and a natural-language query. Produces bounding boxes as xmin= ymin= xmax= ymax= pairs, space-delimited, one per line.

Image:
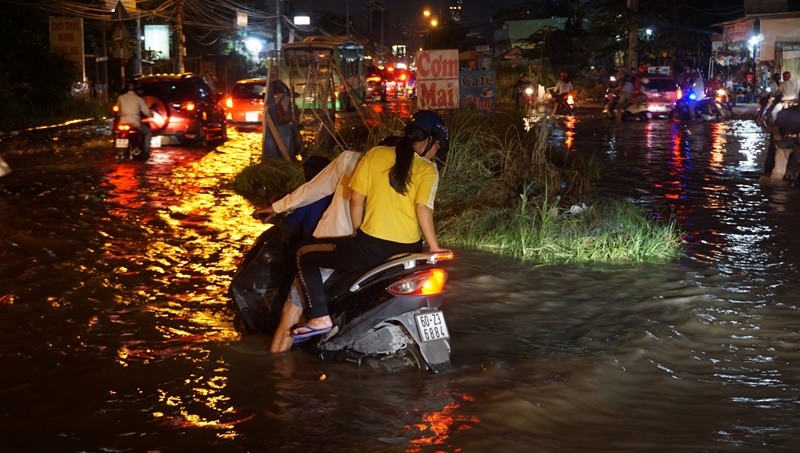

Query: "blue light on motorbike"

xmin=387 ymin=269 xmax=448 ymax=296
xmin=689 ymin=93 xmax=697 ymax=100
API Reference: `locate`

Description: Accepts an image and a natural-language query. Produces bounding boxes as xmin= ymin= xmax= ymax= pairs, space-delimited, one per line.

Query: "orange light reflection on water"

xmin=405 ymin=393 xmax=480 ymax=451
xmin=102 ymin=129 xmax=271 ymax=437
xmin=709 ymin=121 xmax=729 ymax=168
xmin=563 ymin=115 xmax=577 ymax=150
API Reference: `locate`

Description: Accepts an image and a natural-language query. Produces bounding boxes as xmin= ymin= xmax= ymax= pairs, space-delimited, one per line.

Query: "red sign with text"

xmin=415 ymin=49 xmax=459 ymax=109
xmin=49 ymin=17 xmax=85 ymax=79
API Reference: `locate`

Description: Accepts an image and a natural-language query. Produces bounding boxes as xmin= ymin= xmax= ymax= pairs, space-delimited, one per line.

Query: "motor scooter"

xmin=550 ymin=89 xmax=577 ymax=115
xmin=112 ymin=105 xmax=159 ymax=161
xmin=113 ymin=122 xmax=146 ymax=160
xmin=670 ymin=91 xmax=731 ymax=121
xmin=228 ymin=217 xmax=454 ymax=373
xmin=605 ymin=92 xmax=651 ymax=121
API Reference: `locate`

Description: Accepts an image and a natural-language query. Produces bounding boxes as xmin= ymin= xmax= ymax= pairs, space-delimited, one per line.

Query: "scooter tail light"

xmin=387 ymin=269 xmax=448 ymax=296
xmin=116 ymin=123 xmax=131 ymax=131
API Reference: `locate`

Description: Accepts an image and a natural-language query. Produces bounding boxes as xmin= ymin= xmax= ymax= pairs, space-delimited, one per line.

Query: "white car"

xmin=640 ymin=75 xmax=681 ymax=118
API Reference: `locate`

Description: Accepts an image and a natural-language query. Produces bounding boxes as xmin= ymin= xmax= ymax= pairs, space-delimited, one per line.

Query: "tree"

xmin=0 ymin=3 xmax=81 ymax=130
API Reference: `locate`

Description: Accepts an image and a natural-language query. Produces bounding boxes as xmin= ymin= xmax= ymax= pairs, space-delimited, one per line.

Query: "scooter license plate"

xmin=115 ymin=138 xmax=129 ymax=148
xmin=415 ymin=311 xmax=450 ymax=342
xmin=150 ymin=136 xmax=161 ymax=148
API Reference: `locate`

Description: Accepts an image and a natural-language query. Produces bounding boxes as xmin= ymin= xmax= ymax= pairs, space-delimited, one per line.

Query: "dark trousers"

xmin=295 ymin=230 xmax=422 ymax=319
xmin=764 ymin=138 xmax=776 ymax=175
xmin=138 ymin=124 xmax=153 ymax=154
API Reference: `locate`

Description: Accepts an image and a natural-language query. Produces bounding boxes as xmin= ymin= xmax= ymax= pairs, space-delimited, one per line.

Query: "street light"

xmin=748 ymin=34 xmax=763 ymax=56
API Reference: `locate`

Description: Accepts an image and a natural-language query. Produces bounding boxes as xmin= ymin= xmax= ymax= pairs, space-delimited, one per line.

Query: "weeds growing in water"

xmin=436 ymin=110 xmax=682 ymax=263
xmin=231 ymin=109 xmax=683 ymax=263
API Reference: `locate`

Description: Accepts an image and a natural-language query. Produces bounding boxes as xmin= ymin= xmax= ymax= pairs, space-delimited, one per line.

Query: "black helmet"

xmin=407 ymin=110 xmax=449 ymax=151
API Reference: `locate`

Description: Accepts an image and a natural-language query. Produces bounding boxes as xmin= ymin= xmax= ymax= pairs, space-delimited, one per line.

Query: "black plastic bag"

xmin=228 ymin=216 xmax=301 ymax=334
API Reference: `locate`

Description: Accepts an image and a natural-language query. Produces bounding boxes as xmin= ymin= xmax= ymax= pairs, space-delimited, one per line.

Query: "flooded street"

xmin=2 ymin=112 xmax=800 ymax=451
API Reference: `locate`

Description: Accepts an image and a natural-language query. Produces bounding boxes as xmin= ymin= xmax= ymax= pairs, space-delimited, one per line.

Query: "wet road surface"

xmin=2 ymin=111 xmax=800 ymax=451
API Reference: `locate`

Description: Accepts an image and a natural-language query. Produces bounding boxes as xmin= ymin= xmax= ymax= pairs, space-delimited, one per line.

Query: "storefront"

xmin=713 ymin=13 xmax=800 ymax=101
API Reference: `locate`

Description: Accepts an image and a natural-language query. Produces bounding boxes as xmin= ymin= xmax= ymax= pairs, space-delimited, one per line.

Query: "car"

xmin=381 ymin=66 xmax=398 ymax=99
xmin=639 ymin=75 xmax=681 ymax=118
xmin=365 ymin=65 xmax=401 ymax=101
xmin=222 ymin=78 xmax=267 ymax=125
xmin=394 ymin=68 xmax=414 ymax=97
xmin=222 ymin=79 xmax=294 ymax=127
xmin=366 ymin=65 xmax=384 ymax=101
xmin=132 ymin=73 xmax=227 ymax=146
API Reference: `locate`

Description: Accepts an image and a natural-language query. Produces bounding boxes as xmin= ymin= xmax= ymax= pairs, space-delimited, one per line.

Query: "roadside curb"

xmin=0 ymin=118 xmax=98 ymax=138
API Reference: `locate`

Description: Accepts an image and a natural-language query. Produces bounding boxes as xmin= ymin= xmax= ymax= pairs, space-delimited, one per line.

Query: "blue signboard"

xmin=459 ymin=70 xmax=496 ymax=115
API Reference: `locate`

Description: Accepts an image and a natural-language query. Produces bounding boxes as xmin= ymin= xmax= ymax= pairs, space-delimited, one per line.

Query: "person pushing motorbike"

xmin=291 ymin=110 xmax=450 ymax=340
xmin=116 ymin=82 xmax=153 ymax=156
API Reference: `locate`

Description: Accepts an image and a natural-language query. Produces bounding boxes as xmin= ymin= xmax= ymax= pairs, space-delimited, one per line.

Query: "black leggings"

xmin=295 ymin=230 xmax=422 ymax=319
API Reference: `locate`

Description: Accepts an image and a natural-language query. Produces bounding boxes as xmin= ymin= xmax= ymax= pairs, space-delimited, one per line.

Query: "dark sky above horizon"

xmin=288 ymin=0 xmax=800 ymax=41
xmin=292 ymin=1 xmax=753 ymax=28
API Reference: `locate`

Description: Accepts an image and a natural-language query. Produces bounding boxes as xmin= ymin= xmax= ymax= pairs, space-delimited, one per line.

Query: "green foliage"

xmin=230 ymin=158 xmax=304 ymax=204
xmin=436 ymin=109 xmax=681 ymax=263
xmin=438 ymin=195 xmax=682 ymax=263
xmin=0 ymin=4 xmax=87 ymax=131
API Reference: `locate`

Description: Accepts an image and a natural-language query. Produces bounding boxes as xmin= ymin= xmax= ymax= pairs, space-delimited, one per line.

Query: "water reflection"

xmin=5 ymin=115 xmax=800 ymax=450
xmin=98 ymin=132 xmax=268 ymax=439
xmin=547 ymin=114 xmax=579 ymax=150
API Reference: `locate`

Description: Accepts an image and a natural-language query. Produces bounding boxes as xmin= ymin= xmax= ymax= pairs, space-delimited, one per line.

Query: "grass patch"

xmin=435 ymin=110 xmax=681 ymax=263
xmin=230 ymin=158 xmax=304 ymax=204
xmin=438 ymin=195 xmax=681 ymax=263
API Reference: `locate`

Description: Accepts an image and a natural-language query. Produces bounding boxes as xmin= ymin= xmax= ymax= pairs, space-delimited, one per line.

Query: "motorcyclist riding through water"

xmin=551 ymin=71 xmax=574 ymax=115
xmin=115 ymin=82 xmax=153 ymax=156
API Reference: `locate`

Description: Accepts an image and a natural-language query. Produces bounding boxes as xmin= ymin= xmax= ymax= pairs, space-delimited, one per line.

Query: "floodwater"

xmin=2 ymin=112 xmax=800 ymax=452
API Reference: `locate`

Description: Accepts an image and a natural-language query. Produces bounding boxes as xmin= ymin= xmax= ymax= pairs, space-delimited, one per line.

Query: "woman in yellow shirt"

xmin=290 ymin=110 xmax=449 ymax=339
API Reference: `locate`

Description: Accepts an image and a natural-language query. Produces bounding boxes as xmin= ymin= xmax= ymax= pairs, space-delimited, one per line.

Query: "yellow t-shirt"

xmin=350 ymin=145 xmax=439 ymax=244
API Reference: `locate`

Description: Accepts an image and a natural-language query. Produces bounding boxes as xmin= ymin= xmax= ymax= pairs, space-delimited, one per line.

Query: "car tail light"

xmin=225 ymin=97 xmax=233 ymax=109
xmin=387 ymin=269 xmax=448 ymax=296
xmin=184 ymin=101 xmax=196 ymax=111
xmin=367 ymin=76 xmax=381 ymax=82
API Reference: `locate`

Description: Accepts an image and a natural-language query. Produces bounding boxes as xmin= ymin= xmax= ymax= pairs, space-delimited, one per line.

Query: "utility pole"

xmin=134 ymin=15 xmax=142 ymax=75
xmin=176 ymin=0 xmax=185 ymax=73
xmin=276 ymin=0 xmax=282 ymax=51
xmin=627 ymin=0 xmax=638 ymax=71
